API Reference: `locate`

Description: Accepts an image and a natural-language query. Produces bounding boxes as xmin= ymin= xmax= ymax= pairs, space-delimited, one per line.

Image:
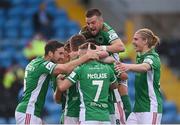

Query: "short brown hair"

xmin=70 ymin=34 xmax=86 ymax=51
xmin=79 ymin=42 xmax=96 ymax=50
xmin=85 ymin=8 xmax=102 ymax=18
xmin=64 ymin=41 xmax=71 ymax=53
xmin=45 ymin=40 xmax=64 ymax=56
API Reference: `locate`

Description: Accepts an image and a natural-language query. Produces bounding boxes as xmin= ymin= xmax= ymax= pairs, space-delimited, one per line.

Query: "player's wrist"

xmin=100 ymin=45 xmax=107 ymax=51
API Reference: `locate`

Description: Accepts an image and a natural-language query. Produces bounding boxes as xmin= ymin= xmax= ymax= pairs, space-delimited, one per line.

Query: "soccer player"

xmin=80 ymin=8 xmax=131 ymax=122
xmin=54 ymin=34 xmax=86 ymax=124
xmin=57 ymin=42 xmax=118 ymax=124
xmin=115 ymin=28 xmax=163 ymax=124
xmin=15 ymin=40 xmax=99 ymax=124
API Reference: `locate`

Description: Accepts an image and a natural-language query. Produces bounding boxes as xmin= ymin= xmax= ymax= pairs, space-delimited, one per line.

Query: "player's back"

xmin=75 ymin=61 xmax=117 ymax=121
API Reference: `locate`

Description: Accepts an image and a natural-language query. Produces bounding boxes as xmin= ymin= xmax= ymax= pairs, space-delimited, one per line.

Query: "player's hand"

xmin=86 ymin=43 xmax=99 ymax=60
xmin=57 ymin=74 xmax=66 ymax=82
xmin=115 ymin=62 xmax=129 ymax=72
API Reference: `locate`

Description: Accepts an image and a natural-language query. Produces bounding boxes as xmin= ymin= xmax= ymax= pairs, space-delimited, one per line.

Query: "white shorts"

xmin=64 ymin=116 xmax=79 ymax=124
xmin=80 ymin=120 xmax=111 ymax=125
xmin=127 ymin=112 xmax=162 ymax=124
xmin=109 ymin=114 xmax=116 ymax=124
xmin=15 ymin=111 xmax=42 ymax=124
xmin=113 ymin=89 xmax=126 ymax=124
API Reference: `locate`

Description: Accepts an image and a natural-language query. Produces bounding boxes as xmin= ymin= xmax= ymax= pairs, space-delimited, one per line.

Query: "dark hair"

xmin=79 ymin=42 xmax=96 ymax=50
xmin=86 ymin=38 xmax=101 ymax=46
xmin=70 ymin=34 xmax=86 ymax=51
xmin=64 ymin=41 xmax=71 ymax=53
xmin=45 ymin=40 xmax=64 ymax=56
xmin=85 ymin=8 xmax=102 ymax=18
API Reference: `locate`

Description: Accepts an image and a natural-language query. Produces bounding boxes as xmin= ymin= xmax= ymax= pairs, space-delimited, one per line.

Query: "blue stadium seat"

xmin=5 ymin=28 xmax=19 ymax=39
xmin=66 ymin=21 xmax=80 ymax=37
xmin=43 ymin=114 xmax=60 ymax=124
xmin=0 ymin=51 xmax=12 ymax=68
xmin=0 ymin=39 xmax=16 ymax=52
xmin=5 ymin=19 xmax=21 ymax=29
xmin=67 ymin=21 xmax=80 ymax=30
xmin=0 ymin=9 xmax=4 ymax=16
xmin=21 ymin=28 xmax=34 ymax=39
xmin=52 ymin=18 xmax=68 ymax=30
xmin=54 ymin=29 xmax=68 ymax=41
xmin=12 ymin=0 xmax=24 ymax=5
xmin=20 ymin=22 xmax=34 ymax=39
xmin=161 ymin=112 xmax=176 ymax=124
xmin=163 ymin=101 xmax=177 ymax=114
xmin=175 ymin=114 xmax=180 ymax=124
xmin=68 ymin=28 xmax=80 ymax=38
xmin=7 ymin=6 xmax=24 ymax=18
xmin=14 ymin=51 xmax=29 ymax=68
xmin=16 ymin=38 xmax=29 ymax=50
xmin=0 ymin=117 xmax=7 ymax=124
xmin=23 ymin=7 xmax=38 ymax=18
xmin=8 ymin=117 xmax=16 ymax=124
xmin=45 ymin=2 xmax=58 ymax=16
xmin=54 ymin=9 xmax=68 ymax=19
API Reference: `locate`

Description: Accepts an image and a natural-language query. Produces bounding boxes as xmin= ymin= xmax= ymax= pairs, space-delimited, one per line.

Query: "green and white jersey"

xmin=67 ymin=61 xmax=117 ymax=121
xmin=93 ymin=23 xmax=120 ymax=61
xmin=64 ymin=84 xmax=80 ymax=117
xmin=51 ymin=75 xmax=80 ymax=117
xmin=134 ymin=49 xmax=163 ymax=113
xmin=16 ymin=57 xmax=56 ymax=117
xmin=93 ymin=23 xmax=119 ymax=45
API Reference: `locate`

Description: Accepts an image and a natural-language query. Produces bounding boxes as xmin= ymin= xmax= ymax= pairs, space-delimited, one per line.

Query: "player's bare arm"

xmin=53 ymin=74 xmax=66 ymax=103
xmin=53 ymin=50 xmax=99 ymax=75
xmin=107 ymin=38 xmax=125 ymax=53
xmin=53 ymin=88 xmax=62 ymax=103
xmin=57 ymin=79 xmax=72 ymax=92
xmin=115 ymin=62 xmax=151 ymax=73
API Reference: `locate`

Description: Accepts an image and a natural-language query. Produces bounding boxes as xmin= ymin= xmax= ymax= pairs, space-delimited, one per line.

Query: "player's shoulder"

xmin=102 ymin=22 xmax=113 ymax=32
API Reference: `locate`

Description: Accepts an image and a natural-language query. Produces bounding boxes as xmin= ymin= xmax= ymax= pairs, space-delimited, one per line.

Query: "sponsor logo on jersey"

xmin=90 ymin=102 xmax=108 ymax=108
xmin=109 ymin=31 xmax=118 ymax=40
xmin=46 ymin=62 xmax=55 ymax=70
xmin=95 ymin=36 xmax=104 ymax=44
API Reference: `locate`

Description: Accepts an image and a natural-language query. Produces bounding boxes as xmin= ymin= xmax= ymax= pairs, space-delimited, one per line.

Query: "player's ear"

xmin=48 ymin=51 xmax=53 ymax=58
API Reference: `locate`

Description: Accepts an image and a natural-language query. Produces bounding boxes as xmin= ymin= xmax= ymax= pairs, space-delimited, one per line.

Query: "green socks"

xmin=121 ymin=95 xmax=132 ymax=119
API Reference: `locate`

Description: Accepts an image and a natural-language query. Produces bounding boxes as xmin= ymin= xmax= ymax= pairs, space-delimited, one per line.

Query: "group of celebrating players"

xmin=15 ymin=8 xmax=163 ymax=124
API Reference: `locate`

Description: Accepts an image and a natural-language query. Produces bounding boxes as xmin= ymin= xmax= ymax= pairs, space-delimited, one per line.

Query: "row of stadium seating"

xmin=0 ymin=0 xmax=80 ymax=40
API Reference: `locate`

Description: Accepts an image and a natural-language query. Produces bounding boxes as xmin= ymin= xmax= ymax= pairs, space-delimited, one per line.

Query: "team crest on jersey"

xmin=96 ymin=36 xmax=104 ymax=44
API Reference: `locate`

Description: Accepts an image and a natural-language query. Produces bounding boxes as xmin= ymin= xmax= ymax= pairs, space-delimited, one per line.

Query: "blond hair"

xmin=136 ymin=28 xmax=160 ymax=48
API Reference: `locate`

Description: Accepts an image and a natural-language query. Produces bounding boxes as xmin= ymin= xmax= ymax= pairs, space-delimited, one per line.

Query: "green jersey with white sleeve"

xmin=134 ymin=49 xmax=163 ymax=113
xmin=16 ymin=57 xmax=56 ymax=117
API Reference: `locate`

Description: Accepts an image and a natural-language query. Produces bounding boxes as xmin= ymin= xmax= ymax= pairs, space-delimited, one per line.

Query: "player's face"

xmin=86 ymin=15 xmax=103 ymax=36
xmin=132 ymin=33 xmax=146 ymax=52
xmin=52 ymin=47 xmax=65 ymax=63
xmin=69 ymin=51 xmax=79 ymax=60
xmin=63 ymin=50 xmax=70 ymax=63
